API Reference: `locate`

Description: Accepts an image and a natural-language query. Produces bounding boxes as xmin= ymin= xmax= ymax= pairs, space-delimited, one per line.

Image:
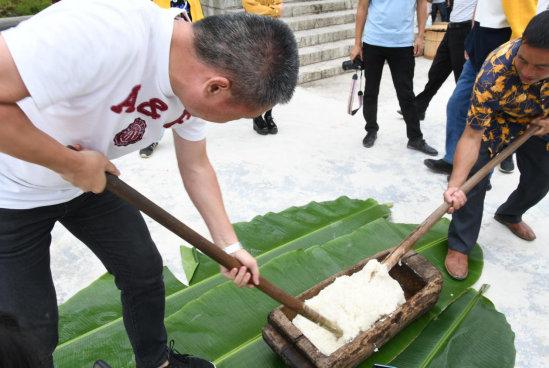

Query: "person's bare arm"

xmin=444 ymin=126 xmax=484 ymax=213
xmin=415 ymin=0 xmax=428 ymax=56
xmin=0 ymin=35 xmax=119 ymax=193
xmin=173 ymin=132 xmax=260 ymax=287
xmin=350 ymin=0 xmax=369 ymax=61
xmin=531 ymin=116 xmax=549 ymax=136
xmin=0 ymin=36 xmax=28 ymax=102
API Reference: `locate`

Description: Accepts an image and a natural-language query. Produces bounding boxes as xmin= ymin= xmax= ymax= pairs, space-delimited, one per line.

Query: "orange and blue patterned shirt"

xmin=467 ymin=38 xmax=549 ymax=155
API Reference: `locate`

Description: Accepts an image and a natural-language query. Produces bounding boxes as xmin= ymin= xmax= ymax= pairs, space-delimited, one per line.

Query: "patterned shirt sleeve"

xmin=467 ymin=65 xmax=503 ymax=131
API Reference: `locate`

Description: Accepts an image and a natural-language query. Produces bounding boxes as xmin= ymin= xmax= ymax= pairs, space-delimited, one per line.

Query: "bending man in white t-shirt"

xmin=0 ymin=0 xmax=298 ymax=367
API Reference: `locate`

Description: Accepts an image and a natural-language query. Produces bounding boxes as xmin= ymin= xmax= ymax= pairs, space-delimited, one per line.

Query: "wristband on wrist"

xmin=223 ymin=242 xmax=243 ymax=255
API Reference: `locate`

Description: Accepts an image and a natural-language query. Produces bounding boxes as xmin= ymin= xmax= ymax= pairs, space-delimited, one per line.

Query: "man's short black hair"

xmin=192 ymin=13 xmax=299 ymax=109
xmin=523 ymin=10 xmax=549 ymax=49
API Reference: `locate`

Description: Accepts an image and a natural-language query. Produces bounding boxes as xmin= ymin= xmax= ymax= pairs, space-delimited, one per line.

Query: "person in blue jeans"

xmin=442 ymin=59 xmax=475 ymax=165
xmin=431 ymin=0 xmax=449 ymax=23
xmin=423 ymin=7 xmax=513 ymax=174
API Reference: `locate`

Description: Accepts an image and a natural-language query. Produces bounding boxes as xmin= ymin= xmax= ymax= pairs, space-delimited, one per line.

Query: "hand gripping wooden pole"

xmin=383 ymin=125 xmax=541 ymax=270
xmin=105 ymin=175 xmax=344 ymax=338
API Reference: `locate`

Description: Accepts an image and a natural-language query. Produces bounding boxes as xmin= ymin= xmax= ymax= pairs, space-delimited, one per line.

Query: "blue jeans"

xmin=431 ymin=2 xmax=449 ymax=23
xmin=443 ymin=60 xmax=476 ymax=164
xmin=0 ymin=191 xmax=167 ymax=368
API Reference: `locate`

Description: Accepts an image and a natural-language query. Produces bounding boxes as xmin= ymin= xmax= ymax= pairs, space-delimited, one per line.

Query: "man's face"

xmin=514 ymin=43 xmax=549 ymax=85
xmin=174 ymin=76 xmax=269 ymax=123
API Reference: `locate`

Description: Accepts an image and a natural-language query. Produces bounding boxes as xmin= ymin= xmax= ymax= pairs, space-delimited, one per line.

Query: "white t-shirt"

xmin=449 ymin=0 xmax=476 ymax=23
xmin=475 ymin=0 xmax=509 ymax=29
xmin=538 ymin=0 xmax=549 ymax=13
xmin=0 ymin=0 xmax=206 ymax=209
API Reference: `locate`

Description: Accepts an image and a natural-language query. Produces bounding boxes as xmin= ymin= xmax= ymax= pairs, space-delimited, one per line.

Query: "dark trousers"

xmin=431 ymin=2 xmax=449 ymax=22
xmin=362 ymin=43 xmax=423 ymax=141
xmin=448 ymin=136 xmax=549 ymax=254
xmin=0 ymin=191 xmax=167 ymax=368
xmin=465 ymin=22 xmax=512 ymax=73
xmin=415 ymin=23 xmax=470 ymax=114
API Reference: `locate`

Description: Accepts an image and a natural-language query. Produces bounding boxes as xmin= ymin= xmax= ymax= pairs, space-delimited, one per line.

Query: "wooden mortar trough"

xmin=262 ymin=249 xmax=443 ymax=368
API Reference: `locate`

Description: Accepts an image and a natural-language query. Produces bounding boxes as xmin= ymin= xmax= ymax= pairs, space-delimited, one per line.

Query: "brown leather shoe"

xmin=445 ymin=249 xmax=468 ymax=280
xmin=494 ymin=215 xmax=536 ymax=241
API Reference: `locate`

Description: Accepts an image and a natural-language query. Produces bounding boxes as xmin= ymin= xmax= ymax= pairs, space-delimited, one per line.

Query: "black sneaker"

xmin=362 ymin=132 xmax=377 ymax=148
xmin=407 ymin=139 xmax=438 ymax=156
xmin=93 ymin=361 xmax=112 ymax=368
xmin=264 ymin=114 xmax=278 ymax=134
xmin=167 ymin=340 xmax=216 ymax=368
xmin=397 ymin=109 xmax=425 ymax=121
xmin=253 ymin=116 xmax=269 ymax=135
xmin=424 ymin=158 xmax=453 ymax=175
xmin=499 ymin=155 xmax=514 ymax=174
xmin=139 ymin=142 xmax=159 ymax=158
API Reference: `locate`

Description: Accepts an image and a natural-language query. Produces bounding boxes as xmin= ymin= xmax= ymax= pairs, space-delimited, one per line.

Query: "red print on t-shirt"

xmin=111 ymin=85 xmax=168 ymax=119
xmin=111 ymin=85 xmax=141 ymax=114
xmin=163 ymin=110 xmax=191 ymax=128
xmin=113 ymin=118 xmax=147 ymax=146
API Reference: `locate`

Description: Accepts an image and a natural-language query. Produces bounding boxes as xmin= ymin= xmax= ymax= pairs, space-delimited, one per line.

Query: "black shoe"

xmin=93 ymin=361 xmax=112 ymax=368
xmin=397 ymin=109 xmax=425 ymax=121
xmin=139 ymin=142 xmax=159 ymax=158
xmin=499 ymin=156 xmax=514 ymax=174
xmin=253 ymin=116 xmax=269 ymax=135
xmin=407 ymin=139 xmax=438 ymax=156
xmin=424 ymin=158 xmax=452 ymax=175
xmin=362 ymin=132 xmax=377 ymax=148
xmin=264 ymin=114 xmax=278 ymax=134
xmin=167 ymin=340 xmax=216 ymax=368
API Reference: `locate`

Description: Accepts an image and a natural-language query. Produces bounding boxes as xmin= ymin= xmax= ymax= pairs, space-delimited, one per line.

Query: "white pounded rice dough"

xmin=292 ymin=259 xmax=405 ymax=355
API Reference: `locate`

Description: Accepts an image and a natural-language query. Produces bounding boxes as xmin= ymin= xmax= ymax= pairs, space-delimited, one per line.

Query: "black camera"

xmin=342 ymin=58 xmax=363 ymax=71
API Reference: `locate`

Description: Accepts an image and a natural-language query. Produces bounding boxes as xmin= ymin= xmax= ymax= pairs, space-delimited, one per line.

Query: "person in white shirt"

xmin=0 ymin=0 xmax=298 ymax=367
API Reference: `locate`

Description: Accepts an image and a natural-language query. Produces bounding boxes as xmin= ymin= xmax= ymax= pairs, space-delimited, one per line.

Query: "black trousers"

xmin=362 ymin=43 xmax=423 ymax=140
xmin=415 ymin=23 xmax=471 ymax=114
xmin=0 ymin=191 xmax=167 ymax=368
xmin=448 ymin=136 xmax=549 ymax=254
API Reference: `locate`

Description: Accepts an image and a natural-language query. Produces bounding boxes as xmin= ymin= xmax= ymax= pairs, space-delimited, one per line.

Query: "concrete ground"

xmin=51 ymin=57 xmax=548 ymax=366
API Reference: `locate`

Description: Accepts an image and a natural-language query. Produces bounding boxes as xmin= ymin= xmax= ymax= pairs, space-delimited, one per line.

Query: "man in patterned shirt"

xmin=443 ymin=11 xmax=549 ymax=280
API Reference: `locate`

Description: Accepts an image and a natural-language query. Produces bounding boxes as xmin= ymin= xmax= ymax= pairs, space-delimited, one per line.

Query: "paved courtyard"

xmin=50 ymin=57 xmax=548 ymax=366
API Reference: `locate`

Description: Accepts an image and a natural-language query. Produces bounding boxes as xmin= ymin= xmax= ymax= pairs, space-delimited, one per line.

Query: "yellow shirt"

xmin=242 ymin=0 xmax=282 ymax=18
xmin=502 ymin=0 xmax=537 ymax=39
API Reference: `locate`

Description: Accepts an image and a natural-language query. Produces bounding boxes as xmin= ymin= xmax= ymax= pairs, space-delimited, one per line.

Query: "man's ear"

xmin=204 ymin=76 xmax=231 ymax=97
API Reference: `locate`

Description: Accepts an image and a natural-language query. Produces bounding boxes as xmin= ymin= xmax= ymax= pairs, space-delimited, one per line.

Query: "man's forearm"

xmin=417 ymin=0 xmax=428 ymax=36
xmin=354 ymin=0 xmax=369 ymax=48
xmin=448 ymin=127 xmax=484 ymax=188
xmin=0 ymin=103 xmax=80 ymax=175
xmin=178 ymin=158 xmax=238 ymax=247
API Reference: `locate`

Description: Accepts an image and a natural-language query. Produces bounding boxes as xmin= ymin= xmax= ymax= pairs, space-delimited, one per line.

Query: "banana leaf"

xmin=163 ymin=218 xmax=482 ymax=367
xmin=54 ymin=197 xmax=389 ymax=366
xmin=216 ymin=286 xmax=515 ymax=368
xmin=187 ymin=197 xmax=391 ymax=283
xmin=390 ymin=285 xmax=515 ymax=368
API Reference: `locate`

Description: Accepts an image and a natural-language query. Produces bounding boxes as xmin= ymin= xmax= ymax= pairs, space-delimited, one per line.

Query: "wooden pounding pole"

xmin=105 ymin=175 xmax=344 ymax=338
xmin=383 ymin=125 xmax=541 ymax=270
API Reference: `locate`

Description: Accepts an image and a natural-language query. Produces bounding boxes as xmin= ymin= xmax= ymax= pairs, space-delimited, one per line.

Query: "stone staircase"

xmin=201 ymin=0 xmax=357 ymax=84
